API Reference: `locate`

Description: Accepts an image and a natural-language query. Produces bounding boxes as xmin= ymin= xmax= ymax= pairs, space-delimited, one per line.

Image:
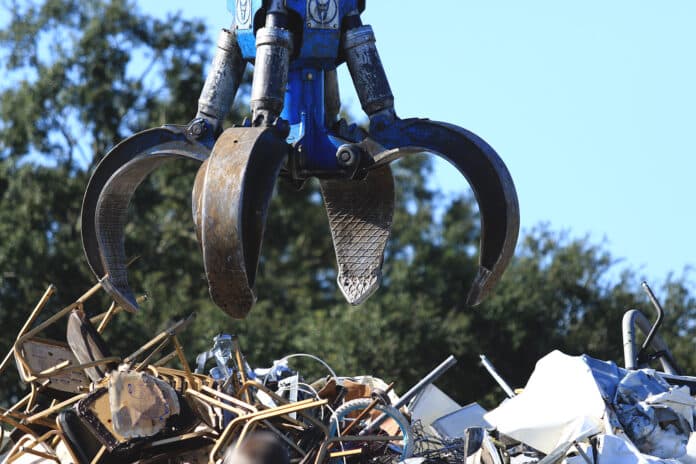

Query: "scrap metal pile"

xmin=0 ymin=282 xmax=467 ymax=464
xmin=2 ymin=281 xmax=695 ymax=464
xmin=422 ymin=282 xmax=696 ymax=464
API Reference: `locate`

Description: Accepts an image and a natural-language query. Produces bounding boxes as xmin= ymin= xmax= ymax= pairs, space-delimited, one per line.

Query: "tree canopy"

xmin=0 ymin=0 xmax=694 ymax=407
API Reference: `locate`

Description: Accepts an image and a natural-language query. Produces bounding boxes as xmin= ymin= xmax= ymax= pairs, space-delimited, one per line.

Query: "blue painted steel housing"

xmin=228 ymin=0 xmax=362 ymax=172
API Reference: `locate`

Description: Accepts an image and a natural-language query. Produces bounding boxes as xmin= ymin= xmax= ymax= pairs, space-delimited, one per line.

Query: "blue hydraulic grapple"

xmin=81 ymin=0 xmax=520 ymax=318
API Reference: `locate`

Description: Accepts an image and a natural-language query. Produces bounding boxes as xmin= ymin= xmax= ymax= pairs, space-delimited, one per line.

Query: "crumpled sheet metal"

xmin=614 ymin=370 xmax=696 ymax=459
xmin=568 ymin=434 xmax=696 ymax=464
xmin=108 ymin=369 xmax=180 ymax=439
xmin=484 ymin=350 xmax=608 ymax=455
xmin=485 ymin=350 xmax=696 ymax=464
xmin=409 ymin=384 xmax=461 ymax=432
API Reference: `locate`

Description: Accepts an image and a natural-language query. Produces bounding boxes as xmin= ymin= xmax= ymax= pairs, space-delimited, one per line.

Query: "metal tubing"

xmin=172 ymin=335 xmax=197 ymax=387
xmin=623 ymin=309 xmax=640 ymax=370
xmin=314 ymin=435 xmax=403 ymax=464
xmin=394 ymin=355 xmax=456 ymax=410
xmin=232 ymin=337 xmax=252 ymax=404
xmin=8 ymin=434 xmax=59 ymax=464
xmin=91 ymin=295 xmax=145 ymax=329
xmin=342 ymin=25 xmax=394 ymax=116
xmin=153 ymin=350 xmax=177 ymax=367
xmin=27 ymin=383 xmax=39 ymax=411
xmin=13 ymin=300 xmax=87 ymax=380
xmin=19 ymin=380 xmax=51 ymax=413
xmin=263 ymin=419 xmax=308 ymax=457
xmin=135 ymin=337 xmax=171 ymax=371
xmin=125 ymin=316 xmax=193 ymax=365
xmin=209 ymin=399 xmax=325 ymax=462
xmin=199 ymin=385 xmax=257 ymax=412
xmin=339 ymin=382 xmax=394 ymax=438
xmin=234 ymin=400 xmax=328 ymax=453
xmin=197 ymin=28 xmax=246 ymax=130
xmin=90 ymin=445 xmax=106 ymax=464
xmin=146 ymin=430 xmax=214 ymax=448
xmin=480 ymin=354 xmax=516 ymax=398
xmin=237 ymin=380 xmax=329 ymax=432
xmin=95 ymin=302 xmax=117 ymax=333
xmin=55 ymin=426 xmax=82 ymax=464
xmin=33 ymin=360 xmax=69 ymax=377
xmin=572 ymin=441 xmax=594 ymax=464
xmin=27 ymin=394 xmax=87 ymax=423
xmin=640 ymin=281 xmax=665 ymax=357
xmin=622 ymin=308 xmax=680 ymax=374
xmin=77 ymin=281 xmax=105 ymax=304
xmin=185 ymin=388 xmax=249 ymax=416
xmin=363 ymin=355 xmax=456 ymax=434
xmin=330 ymin=449 xmax=362 ymax=458
xmin=124 ymin=331 xmax=169 ymax=364
xmin=0 ymin=285 xmax=55 ymax=376
xmin=0 ymin=414 xmax=41 ymax=438
xmin=3 ymin=394 xmax=31 ymax=416
xmin=0 ymin=407 xmax=53 ymax=429
xmin=15 ymin=302 xmax=79 ymax=350
xmin=19 ymin=446 xmax=60 ymax=463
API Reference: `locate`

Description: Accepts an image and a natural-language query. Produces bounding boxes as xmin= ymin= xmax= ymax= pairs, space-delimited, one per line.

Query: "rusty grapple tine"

xmin=370 ymin=119 xmax=520 ymax=305
xmin=320 ymin=166 xmax=394 ymax=305
xmin=193 ymin=126 xmax=289 ymax=319
xmin=81 ymin=126 xmax=210 ymax=312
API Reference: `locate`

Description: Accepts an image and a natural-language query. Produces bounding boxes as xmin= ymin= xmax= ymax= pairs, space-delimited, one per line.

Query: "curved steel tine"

xmin=193 ymin=126 xmax=289 ymax=319
xmin=320 ymin=166 xmax=394 ymax=305
xmin=192 ymin=157 xmax=208 ymax=246
xmin=82 ymin=126 xmax=210 ymax=311
xmin=369 ymin=119 xmax=520 ymax=305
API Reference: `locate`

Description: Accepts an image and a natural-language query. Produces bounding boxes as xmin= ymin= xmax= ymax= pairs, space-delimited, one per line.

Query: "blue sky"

xmin=43 ymin=1 xmax=696 ymax=284
xmin=144 ymin=1 xmax=696 ymax=283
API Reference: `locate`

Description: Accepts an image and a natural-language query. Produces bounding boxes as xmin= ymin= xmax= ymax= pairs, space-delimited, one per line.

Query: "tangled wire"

xmin=408 ymin=420 xmax=472 ymax=464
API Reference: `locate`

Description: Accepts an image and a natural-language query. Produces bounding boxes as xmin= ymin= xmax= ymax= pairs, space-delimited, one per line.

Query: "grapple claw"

xmin=193 ymin=126 xmax=289 ymax=318
xmin=79 ymin=3 xmax=519 ymax=317
xmin=320 ymin=166 xmax=394 ymax=305
xmin=369 ymin=119 xmax=520 ymax=305
xmin=81 ymin=127 xmax=210 ymax=312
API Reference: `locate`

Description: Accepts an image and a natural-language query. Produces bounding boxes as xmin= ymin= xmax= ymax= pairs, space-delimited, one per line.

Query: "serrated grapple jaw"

xmin=80 ymin=3 xmax=519 ymax=319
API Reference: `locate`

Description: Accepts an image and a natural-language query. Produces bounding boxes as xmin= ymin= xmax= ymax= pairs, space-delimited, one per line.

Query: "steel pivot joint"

xmin=81 ymin=0 xmax=520 ymax=319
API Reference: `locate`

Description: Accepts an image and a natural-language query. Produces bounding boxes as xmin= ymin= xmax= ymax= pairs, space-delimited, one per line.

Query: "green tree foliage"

xmin=0 ymin=0 xmax=213 ymax=400
xmin=0 ymin=0 xmax=694 ymax=408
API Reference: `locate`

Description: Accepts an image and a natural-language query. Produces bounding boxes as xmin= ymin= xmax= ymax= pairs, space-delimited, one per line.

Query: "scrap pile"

xmin=0 ymin=282 xmax=471 ymax=464
xmin=467 ymin=350 xmax=696 ymax=464
xmin=415 ymin=282 xmax=696 ymax=464
xmin=1 ymin=283 xmax=696 ymax=464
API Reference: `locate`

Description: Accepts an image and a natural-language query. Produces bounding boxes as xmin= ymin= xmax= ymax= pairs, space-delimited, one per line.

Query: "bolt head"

xmin=336 ymin=146 xmax=360 ymax=168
